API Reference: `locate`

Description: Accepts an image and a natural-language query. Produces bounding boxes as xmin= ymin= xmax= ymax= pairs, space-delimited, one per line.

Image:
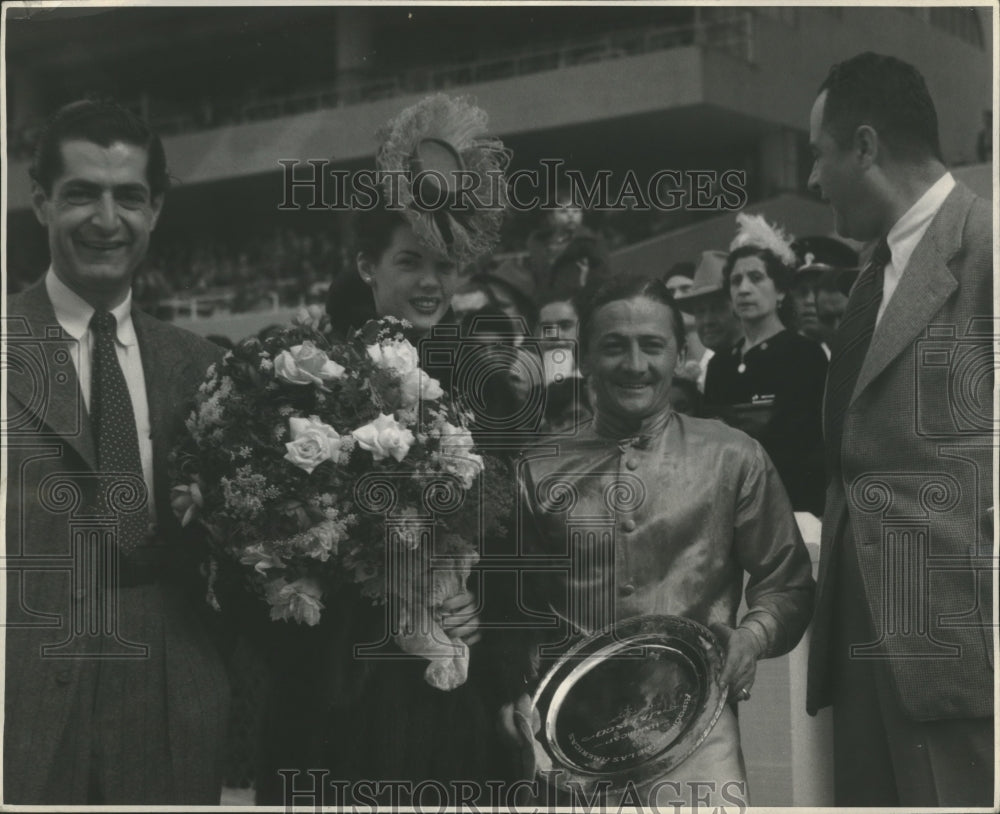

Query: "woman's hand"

xmin=438 ymin=590 xmax=481 ymax=645
xmin=711 ymin=623 xmax=763 ymax=703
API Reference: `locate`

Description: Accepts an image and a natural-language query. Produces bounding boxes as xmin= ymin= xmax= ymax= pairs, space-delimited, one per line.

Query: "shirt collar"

xmin=593 ymin=404 xmax=674 ymax=445
xmin=886 ymin=172 xmax=955 ymax=271
xmin=45 ymin=269 xmax=137 ymax=346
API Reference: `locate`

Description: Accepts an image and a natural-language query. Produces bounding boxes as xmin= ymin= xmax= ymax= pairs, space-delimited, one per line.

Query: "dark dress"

xmin=254 ymin=272 xmax=523 ymax=805
xmin=703 ymin=329 xmax=827 ymax=515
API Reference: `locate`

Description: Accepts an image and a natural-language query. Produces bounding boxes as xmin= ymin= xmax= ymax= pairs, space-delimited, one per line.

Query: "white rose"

xmin=274 ymin=341 xmax=345 ymax=386
xmin=398 ymin=369 xmax=445 ymax=408
xmin=366 ymin=339 xmax=420 ymax=377
xmin=352 ymin=413 xmax=415 ymax=462
xmin=438 ymin=422 xmax=484 ymax=489
xmin=265 ymin=576 xmax=324 ymax=625
xmin=284 ymin=415 xmax=346 ymax=474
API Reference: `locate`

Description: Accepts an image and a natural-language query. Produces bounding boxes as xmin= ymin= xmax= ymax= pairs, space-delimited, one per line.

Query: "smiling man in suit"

xmin=806 ymin=53 xmax=994 ymax=806
xmin=3 ymin=99 xmax=229 ymax=804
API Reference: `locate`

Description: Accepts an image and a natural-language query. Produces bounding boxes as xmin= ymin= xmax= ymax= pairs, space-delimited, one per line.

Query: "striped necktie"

xmin=91 ymin=309 xmax=148 ymax=552
xmin=823 ymin=239 xmax=890 ymax=478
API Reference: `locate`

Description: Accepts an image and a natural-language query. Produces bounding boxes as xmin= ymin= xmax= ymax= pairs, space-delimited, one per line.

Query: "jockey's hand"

xmin=711 ymin=623 xmax=763 ymax=704
xmin=438 ymin=590 xmax=481 ymax=645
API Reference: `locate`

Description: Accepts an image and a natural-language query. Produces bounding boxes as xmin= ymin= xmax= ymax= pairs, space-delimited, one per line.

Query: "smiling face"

xmin=32 ymin=139 xmax=163 ymax=308
xmin=729 ymin=255 xmax=783 ymax=326
xmin=581 ymin=296 xmax=680 ymax=423
xmin=358 ymin=222 xmax=458 ymax=331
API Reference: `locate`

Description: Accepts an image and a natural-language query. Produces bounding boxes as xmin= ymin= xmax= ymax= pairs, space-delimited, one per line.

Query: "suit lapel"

xmin=5 ymin=283 xmax=97 ymax=469
xmin=132 ymin=309 xmax=185 ymax=526
xmin=851 ymin=185 xmax=968 ymax=403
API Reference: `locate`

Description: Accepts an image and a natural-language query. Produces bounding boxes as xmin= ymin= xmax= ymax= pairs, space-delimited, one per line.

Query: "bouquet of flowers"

xmin=170 ymin=309 xmax=510 ymax=690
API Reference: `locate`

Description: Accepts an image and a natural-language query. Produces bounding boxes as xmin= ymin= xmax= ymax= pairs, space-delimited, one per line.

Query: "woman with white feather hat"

xmin=704 ymin=213 xmax=828 ymax=515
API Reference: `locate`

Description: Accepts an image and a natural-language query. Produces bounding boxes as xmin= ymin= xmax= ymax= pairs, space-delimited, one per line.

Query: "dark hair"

xmin=460 ymin=305 xmax=521 ymax=344
xmin=547 ymin=233 xmax=611 ymax=295
xmin=723 ymin=246 xmax=794 ymax=292
xmin=352 ymin=188 xmax=409 ymax=261
xmin=328 ymin=188 xmax=410 ymax=335
xmin=723 ymin=245 xmax=795 ymax=325
xmin=818 ymin=52 xmax=942 ymax=163
xmin=537 ymin=288 xmax=582 ymax=314
xmin=816 ymin=267 xmax=859 ymax=297
xmin=30 ymin=98 xmax=169 ymax=197
xmin=663 ymin=261 xmax=695 ymax=282
xmin=577 ymin=274 xmax=685 ymax=355
xmin=325 ymin=266 xmax=376 ymax=339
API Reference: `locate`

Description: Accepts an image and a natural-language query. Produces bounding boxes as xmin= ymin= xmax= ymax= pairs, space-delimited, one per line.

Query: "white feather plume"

xmin=729 ymin=212 xmax=797 ymax=268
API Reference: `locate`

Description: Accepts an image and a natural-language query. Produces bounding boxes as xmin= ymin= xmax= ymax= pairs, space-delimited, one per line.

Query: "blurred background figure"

xmin=546 ymin=231 xmax=612 ymax=298
xmin=455 ymin=261 xmax=538 ymax=340
xmin=535 ymin=291 xmax=591 ymax=433
xmin=789 ymin=236 xmax=860 ymax=355
xmin=703 ymin=215 xmax=827 ymax=516
xmin=673 ymin=250 xmax=743 ymax=392
xmin=663 ymin=261 xmax=695 ymax=298
xmin=663 ymin=260 xmax=710 ymax=388
xmin=814 ymin=267 xmax=858 ymax=355
xmin=667 ymin=370 xmax=703 ymax=417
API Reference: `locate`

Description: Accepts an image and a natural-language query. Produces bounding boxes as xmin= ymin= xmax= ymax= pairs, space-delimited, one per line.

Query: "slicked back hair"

xmin=819 ymin=52 xmax=943 ymax=164
xmin=30 ymin=98 xmax=169 ymax=197
xmin=577 ymin=274 xmax=686 ymax=356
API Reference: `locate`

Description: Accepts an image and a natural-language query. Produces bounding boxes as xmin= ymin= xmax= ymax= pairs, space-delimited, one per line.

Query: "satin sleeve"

xmin=733 ymin=440 xmax=816 ymax=658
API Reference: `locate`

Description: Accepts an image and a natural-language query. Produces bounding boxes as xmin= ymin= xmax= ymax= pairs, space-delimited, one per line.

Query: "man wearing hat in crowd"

xmin=663 ymin=261 xmax=709 ymax=388
xmin=673 ymin=250 xmax=744 ymax=391
xmin=789 ymin=236 xmax=860 ymax=357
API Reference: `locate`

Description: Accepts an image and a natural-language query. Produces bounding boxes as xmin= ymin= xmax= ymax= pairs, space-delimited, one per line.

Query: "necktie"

xmin=823 ymin=239 xmax=891 ymax=477
xmin=91 ymin=310 xmax=148 ymax=553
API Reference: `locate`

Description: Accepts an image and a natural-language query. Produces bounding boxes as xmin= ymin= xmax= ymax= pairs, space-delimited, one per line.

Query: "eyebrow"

xmin=394 ymin=249 xmax=423 ymax=260
xmin=599 ymin=332 xmax=669 ymax=342
xmin=61 ymin=179 xmax=150 ymax=195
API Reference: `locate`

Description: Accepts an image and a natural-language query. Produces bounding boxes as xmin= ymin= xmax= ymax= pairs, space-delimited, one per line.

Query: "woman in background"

xmin=704 ymin=214 xmax=827 ymax=515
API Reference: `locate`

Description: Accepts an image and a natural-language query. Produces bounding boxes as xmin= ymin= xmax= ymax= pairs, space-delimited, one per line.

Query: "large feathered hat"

xmin=375 ymin=94 xmax=510 ymax=267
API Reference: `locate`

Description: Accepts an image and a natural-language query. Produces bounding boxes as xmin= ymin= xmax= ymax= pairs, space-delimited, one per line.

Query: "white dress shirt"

xmin=46 ymin=270 xmax=155 ymax=520
xmin=877 ymin=172 xmax=956 ymax=326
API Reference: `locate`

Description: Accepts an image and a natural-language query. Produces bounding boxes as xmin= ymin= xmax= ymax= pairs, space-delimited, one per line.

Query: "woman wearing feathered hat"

xmin=703 ymin=213 xmax=828 ymax=515
xmin=256 ymin=95 xmax=523 ymax=805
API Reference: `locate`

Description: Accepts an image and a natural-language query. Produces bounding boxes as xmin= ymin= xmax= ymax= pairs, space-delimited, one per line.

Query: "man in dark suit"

xmin=805 ymin=53 xmax=994 ymax=806
xmin=3 ymin=100 xmax=229 ymax=803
